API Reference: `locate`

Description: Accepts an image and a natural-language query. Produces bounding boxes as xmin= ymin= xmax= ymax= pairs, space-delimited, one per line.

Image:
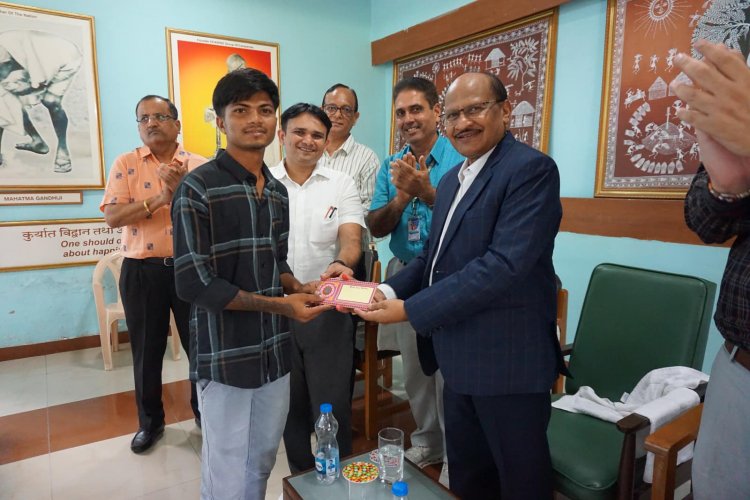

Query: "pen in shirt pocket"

xmin=324 ymin=206 xmax=338 ymax=219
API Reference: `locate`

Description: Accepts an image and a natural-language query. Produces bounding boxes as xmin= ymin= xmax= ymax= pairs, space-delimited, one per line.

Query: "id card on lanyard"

xmin=406 ymin=156 xmax=435 ymax=243
xmin=407 ymin=200 xmax=422 ymax=242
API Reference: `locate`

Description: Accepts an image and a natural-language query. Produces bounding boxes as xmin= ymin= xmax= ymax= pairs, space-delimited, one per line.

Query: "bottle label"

xmin=325 ymin=456 xmax=339 ymax=478
xmin=315 ymin=455 xmax=326 ymax=476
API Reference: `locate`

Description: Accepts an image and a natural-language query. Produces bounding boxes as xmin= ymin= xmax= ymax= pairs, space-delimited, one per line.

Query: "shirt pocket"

xmin=309 ymin=214 xmax=339 ymax=245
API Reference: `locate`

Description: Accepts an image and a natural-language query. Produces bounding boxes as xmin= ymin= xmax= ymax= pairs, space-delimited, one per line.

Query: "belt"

xmin=141 ymin=257 xmax=174 ymax=267
xmin=725 ymin=340 xmax=750 ymax=372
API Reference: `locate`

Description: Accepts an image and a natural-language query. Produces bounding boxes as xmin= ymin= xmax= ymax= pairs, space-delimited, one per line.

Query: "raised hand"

xmin=157 ymin=162 xmax=188 ymax=201
xmin=671 ymin=40 xmax=750 ymax=193
xmin=390 ymin=153 xmax=434 ymax=202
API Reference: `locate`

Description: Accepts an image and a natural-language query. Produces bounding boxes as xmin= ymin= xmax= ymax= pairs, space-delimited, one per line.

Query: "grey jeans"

xmin=197 ymin=375 xmax=290 ymax=500
xmin=692 ymin=344 xmax=750 ymax=500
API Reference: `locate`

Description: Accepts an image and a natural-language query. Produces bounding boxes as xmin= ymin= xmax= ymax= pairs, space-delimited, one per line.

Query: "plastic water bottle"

xmin=314 ymin=403 xmax=340 ymax=484
xmin=392 ymin=481 xmax=409 ymax=499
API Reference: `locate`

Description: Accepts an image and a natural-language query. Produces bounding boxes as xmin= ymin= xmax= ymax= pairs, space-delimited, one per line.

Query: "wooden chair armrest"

xmin=616 ymin=412 xmax=651 ymax=500
xmin=616 ymin=412 xmax=651 ymax=434
xmin=644 ymin=404 xmax=703 ymax=500
xmin=644 ymin=404 xmax=703 ymax=457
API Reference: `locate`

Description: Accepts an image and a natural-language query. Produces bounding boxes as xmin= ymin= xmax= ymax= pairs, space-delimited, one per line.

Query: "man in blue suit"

xmin=357 ymin=72 xmax=565 ymax=499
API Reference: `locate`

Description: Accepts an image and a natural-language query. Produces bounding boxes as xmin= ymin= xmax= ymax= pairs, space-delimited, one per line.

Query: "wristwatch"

xmin=708 ymin=180 xmax=750 ymax=203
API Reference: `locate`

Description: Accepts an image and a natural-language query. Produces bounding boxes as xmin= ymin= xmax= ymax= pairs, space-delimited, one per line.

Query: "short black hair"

xmin=212 ymin=68 xmax=279 ymax=118
xmin=392 ymin=77 xmax=439 ymax=107
xmin=135 ymin=95 xmax=178 ymax=119
xmin=483 ymin=72 xmax=508 ymax=101
xmin=281 ymin=103 xmax=332 ymax=134
xmin=322 ymin=83 xmax=358 ymax=112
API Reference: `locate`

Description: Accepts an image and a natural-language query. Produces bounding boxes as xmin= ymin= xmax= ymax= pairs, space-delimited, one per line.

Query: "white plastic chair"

xmin=92 ymin=251 xmax=182 ymax=370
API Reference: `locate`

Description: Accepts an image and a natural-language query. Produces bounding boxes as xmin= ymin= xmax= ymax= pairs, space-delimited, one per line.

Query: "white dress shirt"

xmin=380 ymin=145 xmax=497 ymax=298
xmin=321 ymin=134 xmax=380 ymax=214
xmin=270 ymin=161 xmax=365 ymax=283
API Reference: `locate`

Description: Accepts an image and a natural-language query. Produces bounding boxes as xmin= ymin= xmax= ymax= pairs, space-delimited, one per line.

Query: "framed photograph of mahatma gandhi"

xmin=166 ymin=28 xmax=282 ymax=165
xmin=0 ymin=3 xmax=104 ymax=191
xmin=391 ymin=9 xmax=558 ymax=154
xmin=595 ymin=0 xmax=750 ymax=198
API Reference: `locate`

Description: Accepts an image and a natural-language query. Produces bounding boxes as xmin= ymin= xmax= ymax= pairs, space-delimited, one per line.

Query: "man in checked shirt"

xmin=674 ymin=39 xmax=750 ymax=500
xmin=172 ymin=69 xmax=331 ymax=500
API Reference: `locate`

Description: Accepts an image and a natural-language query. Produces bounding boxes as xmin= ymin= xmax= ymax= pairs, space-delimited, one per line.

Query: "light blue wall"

xmin=370 ymin=0 xmax=474 ymax=41
xmin=0 ymin=0 xmax=381 ymax=347
xmin=3 ymin=0 xmax=731 ymax=373
xmin=369 ymin=0 xmax=729 ymax=372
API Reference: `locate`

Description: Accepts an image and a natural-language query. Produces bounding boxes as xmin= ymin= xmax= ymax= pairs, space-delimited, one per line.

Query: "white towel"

xmin=552 ymin=366 xmax=709 ymax=483
xmin=637 ymin=387 xmax=700 ymax=483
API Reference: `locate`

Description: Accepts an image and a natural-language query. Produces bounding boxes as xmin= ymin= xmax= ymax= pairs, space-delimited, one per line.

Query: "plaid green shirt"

xmin=172 ymin=151 xmax=293 ymax=388
xmin=685 ymin=166 xmax=750 ymax=351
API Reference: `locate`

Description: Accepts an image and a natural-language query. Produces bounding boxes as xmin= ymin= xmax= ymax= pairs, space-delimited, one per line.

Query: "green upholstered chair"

xmin=548 ymin=263 xmax=716 ymax=500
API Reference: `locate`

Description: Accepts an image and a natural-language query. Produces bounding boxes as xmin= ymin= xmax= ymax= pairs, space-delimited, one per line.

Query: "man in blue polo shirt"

xmin=367 ymin=76 xmax=463 ymax=485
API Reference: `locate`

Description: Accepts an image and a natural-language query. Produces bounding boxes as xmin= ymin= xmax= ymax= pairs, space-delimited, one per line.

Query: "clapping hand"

xmin=671 ymin=40 xmax=750 ymax=193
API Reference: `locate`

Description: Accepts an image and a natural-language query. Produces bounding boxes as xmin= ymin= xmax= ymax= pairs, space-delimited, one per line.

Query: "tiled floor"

xmin=0 ymin=343 xmax=419 ymax=500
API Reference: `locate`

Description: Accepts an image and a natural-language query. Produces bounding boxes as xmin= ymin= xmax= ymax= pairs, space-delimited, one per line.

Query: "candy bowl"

xmin=342 ymin=461 xmax=379 ymax=499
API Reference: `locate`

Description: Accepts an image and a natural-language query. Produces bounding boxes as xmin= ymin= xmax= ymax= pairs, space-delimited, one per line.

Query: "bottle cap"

xmin=392 ymin=481 xmax=408 ymax=496
xmin=320 ymin=403 xmax=332 ymax=413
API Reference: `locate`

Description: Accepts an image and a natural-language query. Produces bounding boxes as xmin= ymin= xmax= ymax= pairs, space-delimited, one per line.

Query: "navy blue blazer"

xmin=386 ymin=133 xmax=565 ymax=396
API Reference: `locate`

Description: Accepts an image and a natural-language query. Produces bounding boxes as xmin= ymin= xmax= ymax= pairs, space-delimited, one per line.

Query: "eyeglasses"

xmin=136 ymin=113 xmax=176 ymax=124
xmin=440 ymin=100 xmax=503 ymax=125
xmin=323 ymin=104 xmax=355 ymax=118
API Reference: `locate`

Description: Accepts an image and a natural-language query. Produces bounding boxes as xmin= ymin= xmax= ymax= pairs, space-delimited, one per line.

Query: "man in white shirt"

xmin=270 ymin=103 xmax=365 ymax=473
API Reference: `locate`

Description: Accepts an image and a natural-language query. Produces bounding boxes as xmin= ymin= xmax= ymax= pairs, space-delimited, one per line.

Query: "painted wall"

xmin=2 ymin=0 xmax=731 ymax=374
xmin=0 ymin=0 xmax=382 ymax=347
xmin=369 ymin=0 xmax=729 ymax=372
xmin=370 ymin=0 xmax=475 ymax=41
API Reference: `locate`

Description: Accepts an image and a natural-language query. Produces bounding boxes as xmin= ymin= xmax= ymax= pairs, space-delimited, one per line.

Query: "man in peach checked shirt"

xmin=100 ymin=94 xmax=206 ymax=453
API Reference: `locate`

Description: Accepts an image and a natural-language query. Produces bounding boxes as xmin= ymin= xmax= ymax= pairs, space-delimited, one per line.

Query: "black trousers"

xmin=283 ymin=310 xmax=354 ymax=473
xmin=443 ymin=385 xmax=553 ymax=500
xmin=119 ymin=258 xmax=199 ymax=431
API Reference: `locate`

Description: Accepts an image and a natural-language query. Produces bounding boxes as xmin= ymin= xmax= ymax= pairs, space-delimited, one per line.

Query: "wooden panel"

xmin=560 ymin=197 xmax=731 ymax=247
xmin=371 ymin=0 xmax=571 ymax=65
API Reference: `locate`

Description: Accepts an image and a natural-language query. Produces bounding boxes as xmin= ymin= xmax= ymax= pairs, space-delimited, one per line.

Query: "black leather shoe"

xmin=130 ymin=425 xmax=164 ymax=454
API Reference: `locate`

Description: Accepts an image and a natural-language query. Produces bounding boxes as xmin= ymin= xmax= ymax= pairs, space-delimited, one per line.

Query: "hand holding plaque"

xmin=316 ymin=278 xmax=379 ymax=309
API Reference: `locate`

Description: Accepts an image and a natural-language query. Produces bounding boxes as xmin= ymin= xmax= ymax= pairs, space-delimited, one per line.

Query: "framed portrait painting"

xmin=0 ymin=3 xmax=104 ymax=191
xmin=391 ymin=9 xmax=558 ymax=154
xmin=166 ymin=29 xmax=281 ymax=165
xmin=595 ymin=0 xmax=750 ymax=198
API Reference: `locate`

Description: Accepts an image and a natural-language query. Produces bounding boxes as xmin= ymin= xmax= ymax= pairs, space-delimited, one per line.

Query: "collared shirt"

xmin=685 ymin=166 xmax=750 ymax=350
xmin=429 ymin=145 xmax=497 ymax=285
xmin=370 ymin=134 xmax=464 ymax=263
xmin=172 ymin=150 xmax=293 ymax=389
xmin=270 ymin=161 xmax=365 ymax=283
xmin=99 ymin=144 xmax=207 ymax=259
xmin=321 ymin=134 xmax=380 ymax=214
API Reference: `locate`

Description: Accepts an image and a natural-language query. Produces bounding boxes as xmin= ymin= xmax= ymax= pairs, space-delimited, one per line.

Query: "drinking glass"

xmin=377 ymin=427 xmax=404 ymax=483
